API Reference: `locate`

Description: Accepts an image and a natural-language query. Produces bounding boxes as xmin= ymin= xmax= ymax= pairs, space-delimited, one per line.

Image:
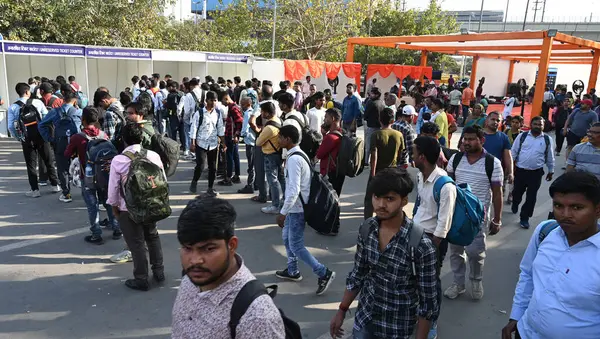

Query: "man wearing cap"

xmin=563 ymin=98 xmax=598 ymax=162
xmin=392 ymin=105 xmax=417 ymax=165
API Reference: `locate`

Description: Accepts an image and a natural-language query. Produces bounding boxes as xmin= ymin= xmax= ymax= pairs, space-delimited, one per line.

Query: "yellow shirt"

xmin=434 ymin=111 xmax=449 ymax=143
xmin=326 ymin=101 xmax=335 ymax=109
xmin=255 ymin=117 xmax=281 ymax=155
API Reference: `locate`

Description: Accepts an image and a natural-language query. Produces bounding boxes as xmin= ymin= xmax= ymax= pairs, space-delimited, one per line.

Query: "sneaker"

xmin=261 ymin=205 xmax=280 ymax=214
xmin=100 ymin=218 xmax=110 ymax=228
xmin=231 ymin=175 xmax=241 ymax=184
xmin=206 ymin=188 xmax=219 ymax=197
xmin=98 ymin=204 xmax=106 ymax=211
xmin=237 ymin=185 xmax=254 ymax=194
xmin=443 ymin=283 xmax=466 ymax=299
xmin=316 ymin=269 xmax=335 ymax=295
xmin=153 ymin=272 xmax=166 ymax=283
xmin=471 ymin=280 xmax=484 ymax=300
xmin=110 ymin=250 xmax=133 ymax=263
xmin=217 ymin=179 xmax=233 ymax=186
xmin=84 ymin=235 xmax=104 ymax=245
xmin=275 ymin=268 xmax=303 ymax=282
xmin=511 ymin=204 xmax=518 ymax=214
xmin=428 ymin=322 xmax=438 ymax=339
xmin=59 ymin=194 xmax=72 ymax=203
xmin=520 ymin=220 xmax=530 ymax=229
xmin=50 ymin=185 xmax=61 ymax=193
xmin=112 ymin=230 xmax=123 ymax=240
xmin=26 ymin=190 xmax=41 ymax=198
xmin=317 ymin=231 xmax=339 ymax=236
xmin=555 ymin=151 xmax=560 ymax=156
xmin=38 ymin=181 xmax=48 ymax=186
xmin=189 ymin=183 xmax=197 ymax=194
xmin=125 ymin=278 xmax=149 ymax=291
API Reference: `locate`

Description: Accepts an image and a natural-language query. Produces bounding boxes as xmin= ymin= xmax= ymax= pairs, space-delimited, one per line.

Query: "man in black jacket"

xmin=363 ymin=87 xmax=385 ymax=166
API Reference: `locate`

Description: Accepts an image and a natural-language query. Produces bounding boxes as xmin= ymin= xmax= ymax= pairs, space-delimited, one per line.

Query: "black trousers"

xmin=38 ymin=152 xmax=48 ymax=182
xmin=22 ymin=140 xmax=58 ymax=191
xmin=327 ymin=170 xmax=345 ymax=197
xmin=54 ymin=148 xmax=71 ymax=195
xmin=512 ymin=167 xmax=544 ymax=222
xmin=555 ymin=129 xmax=565 ymax=153
xmin=245 ymin=144 xmax=255 ymax=187
xmin=364 ymin=175 xmax=374 ymax=219
xmin=119 ymin=211 xmax=164 ymax=281
xmin=167 ymin=115 xmax=180 ymax=141
xmin=425 ymin=233 xmax=448 ymax=322
xmin=192 ymin=147 xmax=218 ymax=189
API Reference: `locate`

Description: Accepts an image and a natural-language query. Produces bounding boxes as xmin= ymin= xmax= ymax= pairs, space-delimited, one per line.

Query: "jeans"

xmin=81 ymin=186 xmax=119 ymax=236
xmin=38 ymin=152 xmax=48 ymax=182
xmin=254 ymin=146 xmax=267 ymax=199
xmin=425 ymin=233 xmax=448 ymax=322
xmin=364 ymin=127 xmax=379 ymax=165
xmin=22 ymin=140 xmax=58 ymax=191
xmin=264 ymin=152 xmax=285 ymax=208
xmin=192 ymin=147 xmax=218 ymax=189
xmin=450 ymin=226 xmax=487 ymax=286
xmin=282 ymin=212 xmax=327 ymax=278
xmin=53 ymin=150 xmax=71 ymax=195
xmin=512 ymin=167 xmax=544 ymax=222
xmin=555 ymin=129 xmax=565 ymax=153
xmin=245 ymin=144 xmax=255 ymax=187
xmin=167 ymin=115 xmax=180 ymax=141
xmin=183 ymin=122 xmax=192 ymax=152
xmin=225 ymin=136 xmax=240 ymax=178
xmin=352 ymin=323 xmax=375 ymax=339
xmin=462 ymin=105 xmax=470 ymax=124
xmin=118 ymin=211 xmax=164 ymax=281
xmin=179 ymin=120 xmax=186 ymax=150
xmin=364 ymin=175 xmax=374 ymax=219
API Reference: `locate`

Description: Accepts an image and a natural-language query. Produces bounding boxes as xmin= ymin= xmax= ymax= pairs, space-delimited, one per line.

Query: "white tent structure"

xmin=87 ymin=46 xmax=153 ymax=96
xmin=152 ymin=50 xmax=207 ymax=85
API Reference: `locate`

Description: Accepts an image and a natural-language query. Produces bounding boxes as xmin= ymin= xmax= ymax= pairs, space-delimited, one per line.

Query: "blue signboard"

xmin=207 ymin=53 xmax=248 ymax=63
xmin=3 ymin=42 xmax=85 ymax=57
xmin=86 ymin=47 xmax=152 ymax=59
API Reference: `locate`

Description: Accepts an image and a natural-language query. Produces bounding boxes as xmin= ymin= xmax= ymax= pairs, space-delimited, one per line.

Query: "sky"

xmin=406 ymin=0 xmax=599 ymax=22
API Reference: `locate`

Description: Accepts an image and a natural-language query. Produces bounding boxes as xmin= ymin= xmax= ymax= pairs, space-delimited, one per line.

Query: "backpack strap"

xmin=543 ymin=134 xmax=551 ymax=163
xmin=286 ymin=114 xmax=306 ymax=129
xmin=515 ymin=131 xmax=529 ymax=164
xmin=432 ymin=176 xmax=454 ymax=204
xmin=407 ymin=223 xmax=425 ymax=276
xmin=450 ymin=152 xmax=464 ymax=180
xmin=229 ymin=280 xmax=277 ymax=339
xmin=537 ymin=220 xmax=560 ymax=245
xmin=484 ymin=153 xmax=494 ymax=185
xmin=358 ymin=219 xmax=372 ymax=242
xmin=289 ymin=152 xmax=311 ymax=205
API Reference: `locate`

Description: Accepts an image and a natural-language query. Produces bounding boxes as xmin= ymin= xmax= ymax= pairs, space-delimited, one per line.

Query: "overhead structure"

xmin=346 ymin=30 xmax=600 ymax=122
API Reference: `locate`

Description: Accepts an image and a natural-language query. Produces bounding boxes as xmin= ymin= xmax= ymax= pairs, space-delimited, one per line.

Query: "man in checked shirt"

xmin=330 ymin=168 xmax=438 ymax=339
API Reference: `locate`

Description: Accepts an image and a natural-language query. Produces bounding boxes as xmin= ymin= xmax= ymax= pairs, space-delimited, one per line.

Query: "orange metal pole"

xmin=419 ymin=51 xmax=428 ymax=82
xmin=587 ymin=50 xmax=600 ymax=93
xmin=531 ymin=35 xmax=554 ymax=121
xmin=346 ymin=42 xmax=355 ymax=62
xmin=507 ymin=60 xmax=515 ymax=95
xmin=470 ymin=56 xmax=479 ymax=90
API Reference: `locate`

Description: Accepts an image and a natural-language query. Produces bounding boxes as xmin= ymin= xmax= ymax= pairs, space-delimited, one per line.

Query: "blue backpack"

xmin=54 ymin=106 xmax=79 ymax=152
xmin=81 ymin=132 xmax=118 ymax=191
xmin=76 ymin=91 xmax=89 ymax=108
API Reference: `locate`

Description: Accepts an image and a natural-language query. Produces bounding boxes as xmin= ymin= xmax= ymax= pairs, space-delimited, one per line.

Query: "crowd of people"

xmin=5 ymin=72 xmax=600 ymax=339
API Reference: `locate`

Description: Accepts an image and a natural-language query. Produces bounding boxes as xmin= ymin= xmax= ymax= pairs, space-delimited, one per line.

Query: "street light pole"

xmin=477 ymin=0 xmax=485 ymax=33
xmin=523 ymin=0 xmax=531 ymax=30
xmin=503 ymin=0 xmax=510 ymax=31
xmin=271 ymin=0 xmax=277 ymax=59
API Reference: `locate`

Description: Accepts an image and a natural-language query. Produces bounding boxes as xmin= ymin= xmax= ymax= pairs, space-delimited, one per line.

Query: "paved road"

xmin=0 ymin=131 xmax=562 ymax=339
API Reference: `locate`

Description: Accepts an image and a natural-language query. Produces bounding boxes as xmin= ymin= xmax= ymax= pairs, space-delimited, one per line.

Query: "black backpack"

xmin=166 ymin=91 xmax=182 ymax=116
xmin=290 ymin=151 xmax=341 ymax=234
xmin=286 ymin=114 xmax=322 ymax=160
xmin=149 ymin=133 xmax=180 ymax=177
xmin=190 ymin=91 xmax=206 ymax=126
xmin=14 ymin=99 xmax=43 ymax=142
xmin=229 ymin=280 xmax=302 ymax=339
xmin=122 ymin=149 xmax=171 ymax=224
xmin=332 ymin=131 xmax=364 ymax=177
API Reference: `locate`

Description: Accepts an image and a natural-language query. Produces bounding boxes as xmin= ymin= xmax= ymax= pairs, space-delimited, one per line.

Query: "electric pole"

xmin=523 ymin=0 xmax=530 ymax=29
xmin=478 ymin=0 xmax=485 ymax=33
xmin=532 ymin=0 xmax=543 ymax=23
xmin=400 ymin=0 xmax=407 ymax=11
xmin=541 ymin=0 xmax=547 ymax=22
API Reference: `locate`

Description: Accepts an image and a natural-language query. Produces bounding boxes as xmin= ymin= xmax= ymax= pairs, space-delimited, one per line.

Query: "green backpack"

xmin=123 ymin=149 xmax=171 ymax=224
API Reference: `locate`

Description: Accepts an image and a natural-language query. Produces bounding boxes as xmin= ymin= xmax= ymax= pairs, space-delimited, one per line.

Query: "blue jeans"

xmin=282 ymin=212 xmax=326 ymax=278
xmin=352 ymin=325 xmax=373 ymax=339
xmin=254 ymin=145 xmax=267 ymax=199
xmin=81 ymin=186 xmax=119 ymax=236
xmin=183 ymin=122 xmax=192 ymax=152
xmin=264 ymin=152 xmax=285 ymax=208
xmin=225 ymin=136 xmax=240 ymax=178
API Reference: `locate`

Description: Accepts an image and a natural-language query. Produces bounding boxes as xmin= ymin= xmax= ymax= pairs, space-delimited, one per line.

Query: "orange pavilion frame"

xmin=346 ymin=30 xmax=600 ymax=121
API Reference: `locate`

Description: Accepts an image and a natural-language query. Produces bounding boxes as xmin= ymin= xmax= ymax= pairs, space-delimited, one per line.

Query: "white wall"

xmin=87 ymin=59 xmax=153 ymax=96
xmin=551 ymin=64 xmax=592 ymax=92
xmin=477 ymin=58 xmax=510 ymax=97
xmin=207 ymin=63 xmax=252 ymax=82
xmin=365 ymin=73 xmax=398 ymax=99
xmin=511 ymin=62 xmax=537 ymax=86
xmin=288 ymin=68 xmax=358 ymax=101
xmin=153 ymin=61 xmax=207 ymax=83
xmin=252 ymin=60 xmax=285 ymax=86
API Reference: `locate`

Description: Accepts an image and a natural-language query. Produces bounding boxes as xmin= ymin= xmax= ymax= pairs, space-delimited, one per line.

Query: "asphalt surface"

xmin=0 ymin=129 xmax=562 ymax=339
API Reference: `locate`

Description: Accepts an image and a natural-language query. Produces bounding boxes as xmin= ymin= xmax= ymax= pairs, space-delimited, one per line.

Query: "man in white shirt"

xmin=306 ymin=91 xmax=326 ymax=133
xmin=503 ymin=93 xmax=516 ymax=122
xmin=179 ymin=78 xmax=204 ymax=159
xmin=542 ymin=86 xmax=555 ymax=119
xmin=412 ymin=135 xmax=457 ymax=338
xmin=277 ymin=92 xmax=306 ymax=136
xmin=502 ymin=171 xmax=600 ymax=339
xmin=302 ymin=76 xmax=312 ymax=99
xmin=274 ymin=125 xmax=336 ymax=295
xmin=154 ymin=80 xmax=168 ymax=135
xmin=449 ymin=86 xmax=462 ymax=118
xmin=189 ymin=91 xmax=225 ymax=197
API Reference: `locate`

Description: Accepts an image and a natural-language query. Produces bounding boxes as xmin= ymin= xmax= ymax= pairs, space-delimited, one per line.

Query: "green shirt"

xmin=370 ymin=128 xmax=405 ymax=171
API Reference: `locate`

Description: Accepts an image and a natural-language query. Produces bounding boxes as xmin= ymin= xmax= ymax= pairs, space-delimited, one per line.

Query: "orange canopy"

xmin=284 ymin=60 xmax=362 ymax=91
xmin=366 ymin=65 xmax=432 ymax=83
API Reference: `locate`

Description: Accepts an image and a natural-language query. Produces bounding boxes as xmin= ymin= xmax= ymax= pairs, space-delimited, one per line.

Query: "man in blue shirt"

xmin=39 ymin=86 xmax=82 ymax=203
xmin=238 ymin=97 xmax=256 ymax=194
xmin=503 ymin=171 xmax=600 ymax=339
xmin=341 ymin=83 xmax=361 ymax=134
xmin=416 ymin=96 xmax=433 ymax=135
xmin=7 ymin=82 xmax=60 ymax=198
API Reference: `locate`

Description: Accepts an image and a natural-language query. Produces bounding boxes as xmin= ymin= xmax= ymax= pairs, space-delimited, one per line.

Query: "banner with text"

xmin=3 ymin=42 xmax=85 ymax=57
xmin=207 ymin=53 xmax=248 ymax=63
xmin=86 ymin=47 xmax=152 ymax=59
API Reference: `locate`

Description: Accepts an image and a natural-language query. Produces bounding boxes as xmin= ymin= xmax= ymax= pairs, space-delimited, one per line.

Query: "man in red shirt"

xmin=69 ymin=76 xmax=81 ymax=92
xmin=218 ymin=91 xmax=244 ymax=186
xmin=39 ymin=82 xmax=64 ymax=109
xmin=316 ymin=108 xmax=344 ymax=197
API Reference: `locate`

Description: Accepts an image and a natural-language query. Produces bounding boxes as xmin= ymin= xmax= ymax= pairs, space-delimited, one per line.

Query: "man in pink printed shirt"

xmin=107 ymin=122 xmax=166 ymax=291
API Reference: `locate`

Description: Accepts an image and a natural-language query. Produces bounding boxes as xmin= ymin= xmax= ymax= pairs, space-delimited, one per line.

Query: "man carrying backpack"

xmin=218 ymin=91 xmax=243 ymax=186
xmin=97 ymin=91 xmax=126 ymax=141
xmin=65 ymin=108 xmax=121 ymax=244
xmin=106 ymin=123 xmax=166 ymax=291
xmin=172 ymin=197 xmax=287 ymax=338
xmin=8 ymin=82 xmax=61 ymax=198
xmin=274 ymin=125 xmax=336 ymax=295
xmin=316 ymin=108 xmax=345 ymax=197
xmin=444 ymin=125 xmax=503 ymax=301
xmin=256 ymin=102 xmax=284 ymax=214
xmin=165 ymin=81 xmax=183 ymax=141
xmin=181 ymin=78 xmax=204 ymax=160
xmin=39 ymin=86 xmax=82 ymax=203
xmin=125 ymin=102 xmax=154 ymax=148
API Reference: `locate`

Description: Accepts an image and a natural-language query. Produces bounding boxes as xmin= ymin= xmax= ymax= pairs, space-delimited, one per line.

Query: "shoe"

xmin=110 ymin=250 xmax=132 ymax=263
xmin=50 ymin=185 xmax=61 ymax=193
xmin=84 ymin=235 xmax=104 ymax=245
xmin=100 ymin=218 xmax=110 ymax=228
xmin=443 ymin=283 xmax=466 ymax=299
xmin=556 ymin=151 xmax=561 ymax=156
xmin=261 ymin=206 xmax=280 ymax=214
xmin=428 ymin=322 xmax=438 ymax=339
xmin=153 ymin=272 xmax=166 ymax=283
xmin=38 ymin=181 xmax=48 ymax=186
xmin=98 ymin=204 xmax=106 ymax=211
xmin=59 ymin=194 xmax=73 ymax=203
xmin=316 ymin=269 xmax=335 ymax=296
xmin=275 ymin=268 xmax=303 ymax=282
xmin=317 ymin=231 xmax=339 ymax=236
xmin=26 ymin=190 xmax=41 ymax=198
xmin=251 ymin=196 xmax=267 ymax=203
xmin=112 ymin=230 xmax=123 ymax=240
xmin=183 ymin=150 xmax=190 ymax=157
xmin=471 ymin=280 xmax=484 ymax=300
xmin=206 ymin=188 xmax=219 ymax=197
xmin=520 ymin=220 xmax=530 ymax=229
xmin=511 ymin=204 xmax=518 ymax=214
xmin=189 ymin=183 xmax=197 ymax=194
xmin=125 ymin=279 xmax=149 ymax=291
xmin=217 ymin=179 xmax=233 ymax=186
xmin=238 ymin=185 xmax=254 ymax=194
xmin=231 ymin=175 xmax=241 ymax=184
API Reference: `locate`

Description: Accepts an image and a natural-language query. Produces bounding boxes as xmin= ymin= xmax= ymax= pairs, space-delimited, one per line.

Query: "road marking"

xmin=0 ymin=227 xmax=88 ymax=254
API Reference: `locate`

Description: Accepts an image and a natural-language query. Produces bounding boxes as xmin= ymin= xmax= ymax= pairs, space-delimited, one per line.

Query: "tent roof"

xmin=347 ymin=30 xmax=600 ymax=64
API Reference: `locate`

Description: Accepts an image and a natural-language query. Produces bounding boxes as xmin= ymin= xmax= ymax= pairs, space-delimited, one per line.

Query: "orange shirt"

xmin=462 ymin=87 xmax=474 ymax=106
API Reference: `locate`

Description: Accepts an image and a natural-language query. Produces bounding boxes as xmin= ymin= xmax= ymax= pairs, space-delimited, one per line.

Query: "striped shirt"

xmin=567 ymin=142 xmax=600 ymax=179
xmin=446 ymin=151 xmax=504 ymax=209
